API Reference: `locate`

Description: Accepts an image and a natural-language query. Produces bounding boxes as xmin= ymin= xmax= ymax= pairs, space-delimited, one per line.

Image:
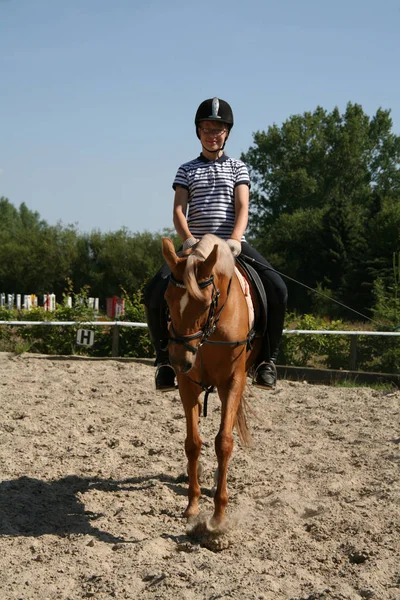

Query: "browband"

xmin=169 ymin=273 xmax=214 ymax=290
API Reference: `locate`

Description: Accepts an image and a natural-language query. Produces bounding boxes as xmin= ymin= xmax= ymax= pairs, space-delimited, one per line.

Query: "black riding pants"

xmin=241 ymin=242 xmax=287 ymax=361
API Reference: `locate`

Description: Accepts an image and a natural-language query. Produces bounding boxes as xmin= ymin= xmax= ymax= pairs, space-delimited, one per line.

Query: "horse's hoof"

xmin=183 ymin=506 xmax=199 ymax=519
xmin=209 ymin=514 xmax=226 ymax=530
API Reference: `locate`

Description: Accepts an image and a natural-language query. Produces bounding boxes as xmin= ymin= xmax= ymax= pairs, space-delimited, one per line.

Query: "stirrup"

xmin=155 ymin=363 xmax=176 ymax=392
xmin=252 ymin=361 xmax=277 ymax=389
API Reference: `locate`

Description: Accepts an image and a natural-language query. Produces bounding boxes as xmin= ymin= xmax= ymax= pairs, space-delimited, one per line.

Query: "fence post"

xmin=112 ymin=324 xmax=119 ymax=357
xmin=349 ymin=335 xmax=358 ymax=370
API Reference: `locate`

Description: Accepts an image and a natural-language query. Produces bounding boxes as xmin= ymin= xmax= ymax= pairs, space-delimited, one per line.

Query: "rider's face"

xmin=198 ymin=120 xmax=228 ymax=149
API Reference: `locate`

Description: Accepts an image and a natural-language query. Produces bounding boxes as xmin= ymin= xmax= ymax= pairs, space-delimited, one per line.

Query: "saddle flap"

xmin=235 ymin=255 xmax=267 ymax=336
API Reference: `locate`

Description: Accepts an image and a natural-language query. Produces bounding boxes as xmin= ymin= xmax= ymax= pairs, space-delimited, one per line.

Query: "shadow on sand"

xmin=0 ymin=473 xmax=189 ymax=544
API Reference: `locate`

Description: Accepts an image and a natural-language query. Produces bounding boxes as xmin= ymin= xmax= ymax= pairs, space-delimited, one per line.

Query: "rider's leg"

xmin=143 ymin=265 xmax=176 ymax=391
xmin=241 ymin=242 xmax=288 ymax=388
xmin=144 ymin=302 xmax=169 ymax=366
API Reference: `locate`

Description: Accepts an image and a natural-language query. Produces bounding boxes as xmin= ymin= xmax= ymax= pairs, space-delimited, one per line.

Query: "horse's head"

xmin=162 ymin=236 xmax=230 ymax=373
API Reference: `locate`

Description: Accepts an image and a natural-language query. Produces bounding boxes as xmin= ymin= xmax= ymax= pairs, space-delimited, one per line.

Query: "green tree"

xmin=0 ymin=198 xmax=180 ymax=304
xmin=243 ymin=104 xmax=400 ymax=228
xmin=0 ymin=198 xmax=78 ymax=296
xmin=243 ymin=104 xmax=400 ymax=316
xmin=70 ymin=229 xmax=177 ymax=301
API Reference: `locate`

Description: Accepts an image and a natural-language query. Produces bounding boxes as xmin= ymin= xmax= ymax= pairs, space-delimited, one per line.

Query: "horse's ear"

xmin=162 ymin=237 xmax=182 ymax=270
xmin=198 ymin=244 xmax=218 ymax=279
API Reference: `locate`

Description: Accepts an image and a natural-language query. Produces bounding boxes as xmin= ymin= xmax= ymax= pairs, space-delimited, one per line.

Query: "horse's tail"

xmin=235 ymin=393 xmax=253 ymax=448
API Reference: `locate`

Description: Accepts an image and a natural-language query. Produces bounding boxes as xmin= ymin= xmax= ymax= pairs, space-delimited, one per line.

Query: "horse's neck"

xmin=215 ymin=271 xmax=248 ymax=333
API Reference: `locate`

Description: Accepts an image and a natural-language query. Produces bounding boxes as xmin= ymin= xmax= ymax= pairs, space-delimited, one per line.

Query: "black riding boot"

xmin=253 ymin=338 xmax=278 ymax=389
xmin=145 ymin=306 xmax=176 ymax=392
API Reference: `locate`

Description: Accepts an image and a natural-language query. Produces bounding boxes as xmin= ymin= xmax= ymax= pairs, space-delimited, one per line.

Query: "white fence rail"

xmin=1 ymin=321 xmax=400 ymax=337
xmin=283 ymin=329 xmax=400 ymax=336
xmin=0 ymin=322 xmax=399 ymax=368
xmin=0 ymin=321 xmax=147 ymax=327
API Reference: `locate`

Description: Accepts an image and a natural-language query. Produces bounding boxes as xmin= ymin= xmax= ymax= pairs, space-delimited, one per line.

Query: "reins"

xmin=240 ymin=254 xmax=381 ymax=325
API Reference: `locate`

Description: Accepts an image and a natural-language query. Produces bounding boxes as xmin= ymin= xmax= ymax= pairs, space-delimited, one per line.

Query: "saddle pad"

xmin=235 ymin=266 xmax=255 ymax=331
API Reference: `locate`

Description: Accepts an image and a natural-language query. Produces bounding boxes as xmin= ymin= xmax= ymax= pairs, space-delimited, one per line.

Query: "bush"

xmin=279 ymin=313 xmax=352 ymax=370
xmin=279 ymin=309 xmax=400 ymax=374
xmin=364 ymin=260 xmax=400 ymax=373
xmin=0 ymin=288 xmax=154 ymax=359
xmin=111 ymin=289 xmax=153 ymax=359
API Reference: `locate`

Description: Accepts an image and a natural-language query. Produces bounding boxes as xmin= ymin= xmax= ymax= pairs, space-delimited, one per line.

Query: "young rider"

xmin=144 ymin=97 xmax=287 ymax=391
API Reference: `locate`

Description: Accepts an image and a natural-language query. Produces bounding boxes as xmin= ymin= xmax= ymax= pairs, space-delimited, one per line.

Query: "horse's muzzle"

xmin=170 ymin=354 xmax=195 ymax=374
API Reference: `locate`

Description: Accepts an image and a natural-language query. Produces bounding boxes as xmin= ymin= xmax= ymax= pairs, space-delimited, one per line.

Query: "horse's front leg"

xmin=213 ymin=373 xmax=246 ymax=526
xmin=177 ymin=374 xmax=202 ymax=519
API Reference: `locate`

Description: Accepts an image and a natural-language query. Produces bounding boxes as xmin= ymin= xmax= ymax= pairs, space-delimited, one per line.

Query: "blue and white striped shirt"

xmin=172 ymin=154 xmax=250 ymax=241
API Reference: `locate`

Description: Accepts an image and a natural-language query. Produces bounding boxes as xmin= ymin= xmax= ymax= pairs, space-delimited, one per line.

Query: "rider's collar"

xmin=199 ymin=153 xmax=229 ymax=164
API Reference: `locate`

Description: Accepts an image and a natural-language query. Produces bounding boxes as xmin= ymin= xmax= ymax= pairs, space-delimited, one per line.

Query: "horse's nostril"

xmin=170 ymin=357 xmax=193 ymax=374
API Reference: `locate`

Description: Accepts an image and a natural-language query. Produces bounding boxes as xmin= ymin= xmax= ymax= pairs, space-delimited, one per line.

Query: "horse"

xmin=162 ymin=234 xmax=262 ymax=526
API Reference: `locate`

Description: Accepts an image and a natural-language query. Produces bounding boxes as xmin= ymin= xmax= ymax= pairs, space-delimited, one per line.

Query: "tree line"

xmin=0 ymin=198 xmax=178 ymax=305
xmin=243 ymin=102 xmax=400 ymax=321
xmin=1 ymin=102 xmax=399 ymax=322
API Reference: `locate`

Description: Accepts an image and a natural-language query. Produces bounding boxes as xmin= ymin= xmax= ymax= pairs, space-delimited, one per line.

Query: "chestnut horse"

xmin=162 ymin=234 xmax=261 ymax=526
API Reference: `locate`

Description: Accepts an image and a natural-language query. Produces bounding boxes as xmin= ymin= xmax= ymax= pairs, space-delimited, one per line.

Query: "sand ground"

xmin=0 ymin=352 xmax=399 ymax=600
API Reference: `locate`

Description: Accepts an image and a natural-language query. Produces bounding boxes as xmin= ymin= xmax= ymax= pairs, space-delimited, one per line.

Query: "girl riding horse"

xmin=144 ymin=97 xmax=287 ymax=391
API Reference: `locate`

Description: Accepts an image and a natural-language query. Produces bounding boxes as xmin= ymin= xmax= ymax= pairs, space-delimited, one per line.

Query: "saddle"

xmin=235 ymin=255 xmax=267 ymax=339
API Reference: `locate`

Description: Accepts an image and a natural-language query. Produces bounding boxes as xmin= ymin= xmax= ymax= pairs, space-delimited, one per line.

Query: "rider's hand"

xmin=182 ymin=236 xmax=198 ymax=251
xmin=227 ymin=238 xmax=242 ymax=257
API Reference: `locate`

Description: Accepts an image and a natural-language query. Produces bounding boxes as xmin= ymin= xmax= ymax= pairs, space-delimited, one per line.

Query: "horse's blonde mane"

xmin=184 ymin=234 xmax=235 ymax=300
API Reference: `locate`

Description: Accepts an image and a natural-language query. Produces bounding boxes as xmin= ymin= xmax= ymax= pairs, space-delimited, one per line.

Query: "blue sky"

xmin=1 ymin=0 xmax=399 ymax=235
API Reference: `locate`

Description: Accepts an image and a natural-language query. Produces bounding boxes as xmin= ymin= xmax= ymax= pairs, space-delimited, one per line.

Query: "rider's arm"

xmin=173 ymin=186 xmax=193 ymax=243
xmin=230 ymin=183 xmax=249 ymax=241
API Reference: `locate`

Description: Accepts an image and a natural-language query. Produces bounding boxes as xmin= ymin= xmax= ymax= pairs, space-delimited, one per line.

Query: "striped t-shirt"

xmin=172 ymin=154 xmax=250 ymax=241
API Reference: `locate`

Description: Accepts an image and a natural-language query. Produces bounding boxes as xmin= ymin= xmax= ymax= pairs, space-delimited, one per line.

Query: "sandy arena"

xmin=0 ymin=352 xmax=399 ymax=600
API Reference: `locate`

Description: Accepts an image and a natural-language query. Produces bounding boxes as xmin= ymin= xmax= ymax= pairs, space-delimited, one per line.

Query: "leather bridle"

xmin=167 ymin=273 xmax=225 ymax=355
xmin=167 ymin=270 xmax=254 ymax=416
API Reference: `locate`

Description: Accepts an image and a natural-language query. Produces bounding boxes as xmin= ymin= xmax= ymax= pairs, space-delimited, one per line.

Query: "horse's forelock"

xmin=183 ymin=235 xmax=234 ymax=299
xmin=184 ymin=255 xmax=204 ymax=301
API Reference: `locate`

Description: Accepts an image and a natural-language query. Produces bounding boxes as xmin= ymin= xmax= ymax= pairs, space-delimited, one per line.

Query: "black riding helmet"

xmin=195 ymin=97 xmax=234 ymax=140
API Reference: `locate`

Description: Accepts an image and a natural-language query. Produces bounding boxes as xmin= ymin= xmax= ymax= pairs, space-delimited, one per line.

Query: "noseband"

xmin=168 ymin=273 xmax=225 ymax=355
